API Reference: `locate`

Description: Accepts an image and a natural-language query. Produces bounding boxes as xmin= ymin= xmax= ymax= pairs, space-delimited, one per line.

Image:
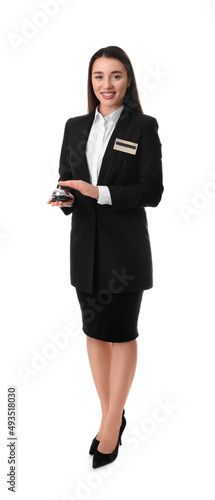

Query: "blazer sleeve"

xmin=108 ymin=117 xmax=164 ymax=210
xmin=58 ymin=120 xmax=75 ymax=216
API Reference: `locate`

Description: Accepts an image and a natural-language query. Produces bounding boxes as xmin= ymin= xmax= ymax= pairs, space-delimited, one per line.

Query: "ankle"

xmin=105 ymin=410 xmax=123 ymax=429
xmin=100 ymin=407 xmax=109 ymax=423
xmin=96 ymin=409 xmax=109 ymax=439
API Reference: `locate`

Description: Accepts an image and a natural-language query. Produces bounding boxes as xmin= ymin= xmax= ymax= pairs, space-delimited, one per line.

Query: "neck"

xmin=98 ymin=102 xmax=123 ymax=117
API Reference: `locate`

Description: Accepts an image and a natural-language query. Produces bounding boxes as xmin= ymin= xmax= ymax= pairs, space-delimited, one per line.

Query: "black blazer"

xmin=57 ymin=105 xmax=164 ymax=294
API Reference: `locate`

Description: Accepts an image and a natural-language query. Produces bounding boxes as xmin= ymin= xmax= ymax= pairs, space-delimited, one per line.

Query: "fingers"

xmin=59 ymin=201 xmax=73 ymax=207
xmin=58 ymin=181 xmax=72 ymax=188
xmin=49 ymin=200 xmax=73 ymax=207
xmin=47 ymin=196 xmax=74 ymax=207
xmin=48 ymin=200 xmax=62 ymax=207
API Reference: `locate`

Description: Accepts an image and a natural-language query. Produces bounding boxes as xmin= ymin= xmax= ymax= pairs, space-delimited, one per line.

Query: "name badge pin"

xmin=113 ymin=138 xmax=138 ymax=155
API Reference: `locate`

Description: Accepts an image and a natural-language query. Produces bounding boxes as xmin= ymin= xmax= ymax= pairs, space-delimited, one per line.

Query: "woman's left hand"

xmin=58 ymin=180 xmax=99 ymax=199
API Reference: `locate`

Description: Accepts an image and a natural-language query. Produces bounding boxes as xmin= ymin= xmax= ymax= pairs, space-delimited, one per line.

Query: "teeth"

xmin=103 ymin=93 xmax=115 ymax=96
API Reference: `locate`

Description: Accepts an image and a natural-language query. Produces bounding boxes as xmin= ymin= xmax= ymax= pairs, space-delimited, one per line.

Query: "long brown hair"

xmin=87 ymin=46 xmax=143 ymax=115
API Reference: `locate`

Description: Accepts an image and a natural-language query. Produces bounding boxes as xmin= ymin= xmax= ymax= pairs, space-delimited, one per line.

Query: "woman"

xmin=48 ymin=46 xmax=164 ymax=469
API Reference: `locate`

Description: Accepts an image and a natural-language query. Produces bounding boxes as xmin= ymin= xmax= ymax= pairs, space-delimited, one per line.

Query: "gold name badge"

xmin=113 ymin=138 xmax=138 ymax=155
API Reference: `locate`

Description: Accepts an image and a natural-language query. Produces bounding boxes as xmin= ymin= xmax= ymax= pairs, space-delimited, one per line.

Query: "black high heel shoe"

xmin=92 ymin=411 xmax=127 ymax=469
xmin=89 ymin=409 xmax=125 ymax=456
xmin=89 ymin=436 xmax=100 ymax=456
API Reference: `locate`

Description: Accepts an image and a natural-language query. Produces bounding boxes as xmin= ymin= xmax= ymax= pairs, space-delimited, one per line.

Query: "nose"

xmin=102 ymin=77 xmax=114 ymax=90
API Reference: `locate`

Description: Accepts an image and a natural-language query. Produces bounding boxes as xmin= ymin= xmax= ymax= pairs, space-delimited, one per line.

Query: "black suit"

xmin=58 ymin=105 xmax=164 ymax=294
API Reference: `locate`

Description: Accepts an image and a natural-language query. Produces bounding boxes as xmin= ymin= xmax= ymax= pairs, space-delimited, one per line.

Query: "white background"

xmin=0 ymin=0 xmax=215 ymax=498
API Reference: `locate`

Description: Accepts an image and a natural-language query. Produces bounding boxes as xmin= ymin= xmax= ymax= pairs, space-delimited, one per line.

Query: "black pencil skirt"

xmin=75 ymin=288 xmax=144 ymax=343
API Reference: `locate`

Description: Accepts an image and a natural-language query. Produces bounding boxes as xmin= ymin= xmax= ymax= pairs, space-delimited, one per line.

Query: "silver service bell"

xmin=51 ymin=185 xmax=72 ymax=202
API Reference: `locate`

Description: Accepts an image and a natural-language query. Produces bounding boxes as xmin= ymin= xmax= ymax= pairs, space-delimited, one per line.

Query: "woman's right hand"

xmin=47 ymin=195 xmax=74 ymax=207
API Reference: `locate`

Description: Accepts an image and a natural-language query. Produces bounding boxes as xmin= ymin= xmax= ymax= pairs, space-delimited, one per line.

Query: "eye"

xmin=113 ymin=75 xmax=121 ymax=79
xmin=95 ymin=76 xmax=102 ymax=79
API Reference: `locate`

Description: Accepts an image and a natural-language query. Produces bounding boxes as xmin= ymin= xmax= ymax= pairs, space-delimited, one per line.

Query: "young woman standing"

xmin=48 ymin=46 xmax=164 ymax=469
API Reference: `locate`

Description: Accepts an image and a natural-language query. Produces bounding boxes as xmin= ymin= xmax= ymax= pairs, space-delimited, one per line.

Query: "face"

xmin=91 ymin=57 xmax=131 ymax=115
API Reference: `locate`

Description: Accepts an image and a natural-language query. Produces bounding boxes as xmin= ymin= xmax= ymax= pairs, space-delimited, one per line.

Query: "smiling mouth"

xmin=101 ymin=92 xmax=116 ymax=99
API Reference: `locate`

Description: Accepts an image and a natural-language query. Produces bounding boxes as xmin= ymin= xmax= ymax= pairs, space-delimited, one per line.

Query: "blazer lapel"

xmin=74 ymin=112 xmax=95 ymax=183
xmin=76 ymin=105 xmax=131 ymax=185
xmin=97 ymin=105 xmax=131 ymax=185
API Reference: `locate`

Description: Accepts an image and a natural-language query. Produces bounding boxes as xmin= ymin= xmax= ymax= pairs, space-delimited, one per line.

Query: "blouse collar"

xmin=94 ymin=104 xmax=124 ymax=125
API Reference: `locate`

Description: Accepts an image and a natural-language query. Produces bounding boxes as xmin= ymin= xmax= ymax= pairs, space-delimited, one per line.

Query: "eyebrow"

xmin=92 ymin=71 xmax=123 ymax=74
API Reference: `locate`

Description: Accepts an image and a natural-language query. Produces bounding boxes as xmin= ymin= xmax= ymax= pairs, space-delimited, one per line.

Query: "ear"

xmin=127 ymin=76 xmax=132 ymax=88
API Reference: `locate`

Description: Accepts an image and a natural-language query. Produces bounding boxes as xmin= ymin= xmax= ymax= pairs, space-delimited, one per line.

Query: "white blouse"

xmin=86 ymin=104 xmax=124 ymax=205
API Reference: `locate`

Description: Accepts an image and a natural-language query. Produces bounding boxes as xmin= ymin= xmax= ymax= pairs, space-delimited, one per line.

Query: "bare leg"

xmin=97 ymin=339 xmax=138 ymax=453
xmin=86 ymin=337 xmax=112 ymax=440
xmin=86 ymin=336 xmax=138 ymax=453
